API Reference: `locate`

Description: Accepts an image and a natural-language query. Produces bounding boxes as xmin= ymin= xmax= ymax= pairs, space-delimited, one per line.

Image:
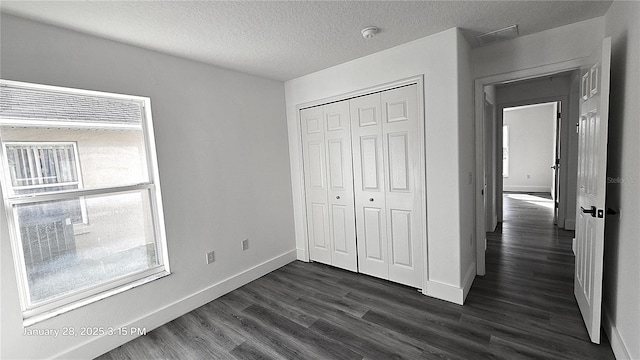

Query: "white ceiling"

xmin=0 ymin=1 xmax=612 ymax=81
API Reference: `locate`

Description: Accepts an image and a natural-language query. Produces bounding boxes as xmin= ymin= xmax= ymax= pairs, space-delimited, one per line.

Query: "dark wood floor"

xmin=98 ymin=193 xmax=615 ymax=359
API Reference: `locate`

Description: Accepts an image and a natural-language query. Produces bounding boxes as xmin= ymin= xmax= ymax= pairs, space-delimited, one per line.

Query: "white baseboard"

xmin=296 ymin=247 xmax=308 ymax=261
xmin=503 ymin=186 xmax=551 ymax=193
xmin=461 ymin=262 xmax=477 ymax=303
xmin=424 ymin=280 xmax=464 ymax=305
xmin=564 ymin=219 xmax=576 ymax=230
xmin=424 ymin=262 xmax=476 ymax=305
xmin=603 ymin=307 xmax=633 ymax=360
xmin=55 ymin=249 xmax=297 ymax=360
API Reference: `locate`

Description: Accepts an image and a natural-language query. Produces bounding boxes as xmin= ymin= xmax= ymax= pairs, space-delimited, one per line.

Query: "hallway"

xmin=475 ymin=192 xmax=615 ymax=358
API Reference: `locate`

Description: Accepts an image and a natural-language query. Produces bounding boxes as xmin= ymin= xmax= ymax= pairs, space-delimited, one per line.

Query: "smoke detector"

xmin=361 ymin=26 xmax=378 ymax=39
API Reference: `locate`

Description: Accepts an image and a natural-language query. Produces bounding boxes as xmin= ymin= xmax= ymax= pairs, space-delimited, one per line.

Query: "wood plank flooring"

xmin=97 ymin=193 xmax=615 ymax=359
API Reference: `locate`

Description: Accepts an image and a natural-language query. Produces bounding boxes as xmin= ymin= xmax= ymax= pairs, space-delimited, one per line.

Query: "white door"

xmin=301 ymin=101 xmax=358 ymax=271
xmin=350 ymin=85 xmax=423 ymax=288
xmin=323 ymin=101 xmax=358 ymax=271
xmin=381 ymin=85 xmax=424 ymax=288
xmin=301 ymin=106 xmax=332 ymax=265
xmin=350 ymin=93 xmax=389 ymax=279
xmin=574 ymin=37 xmax=611 ymax=344
xmin=552 ymin=101 xmax=561 ymax=224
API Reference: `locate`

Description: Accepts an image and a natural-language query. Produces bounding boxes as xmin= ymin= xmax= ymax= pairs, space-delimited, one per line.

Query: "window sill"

xmin=23 ymin=270 xmax=170 ymax=327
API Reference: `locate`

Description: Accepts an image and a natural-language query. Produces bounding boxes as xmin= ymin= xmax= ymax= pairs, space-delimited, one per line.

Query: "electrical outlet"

xmin=206 ymin=251 xmax=215 ymax=264
xmin=242 ymin=239 xmax=249 ymax=251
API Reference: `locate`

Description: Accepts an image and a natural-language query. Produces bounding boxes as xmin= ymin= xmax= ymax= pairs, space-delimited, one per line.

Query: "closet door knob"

xmin=336 ymin=196 xmax=340 ymax=199
xmin=369 ymin=198 xmax=374 ymax=202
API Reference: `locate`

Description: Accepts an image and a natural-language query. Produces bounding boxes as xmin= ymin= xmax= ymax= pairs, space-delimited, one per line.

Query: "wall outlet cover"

xmin=242 ymin=239 xmax=249 ymax=251
xmin=206 ymin=251 xmax=215 ymax=264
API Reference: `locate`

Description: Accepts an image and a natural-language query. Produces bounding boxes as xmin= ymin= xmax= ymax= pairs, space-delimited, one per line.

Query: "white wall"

xmin=456 ymin=33 xmax=477 ymax=299
xmin=473 ymin=17 xmax=604 ymax=78
xmin=285 ymin=28 xmax=473 ymax=304
xmin=602 ymin=1 xmax=640 ymax=359
xmin=0 ymin=14 xmax=296 ymax=359
xmin=502 ymin=104 xmax=555 ymax=193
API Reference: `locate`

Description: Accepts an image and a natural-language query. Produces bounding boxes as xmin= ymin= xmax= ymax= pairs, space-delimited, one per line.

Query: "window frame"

xmin=503 ymin=124 xmax=510 ymax=178
xmin=0 ymin=79 xmax=170 ymax=326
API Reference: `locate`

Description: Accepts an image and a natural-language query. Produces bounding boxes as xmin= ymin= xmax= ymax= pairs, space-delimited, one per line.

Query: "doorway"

xmin=501 ymin=101 xmax=561 ymax=225
xmin=474 ymin=63 xmax=582 ymax=276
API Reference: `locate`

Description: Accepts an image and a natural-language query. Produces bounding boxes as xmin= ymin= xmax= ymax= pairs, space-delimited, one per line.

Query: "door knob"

xmin=336 ymin=196 xmax=340 ymax=199
xmin=369 ymin=198 xmax=374 ymax=202
xmin=581 ymin=206 xmax=596 ymax=217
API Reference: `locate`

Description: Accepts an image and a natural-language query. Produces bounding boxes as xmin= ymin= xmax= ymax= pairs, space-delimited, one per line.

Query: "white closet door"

xmin=301 ymin=106 xmax=331 ymax=264
xmin=323 ymin=100 xmax=358 ymax=271
xmin=381 ymin=84 xmax=423 ymax=288
xmin=350 ymin=93 xmax=389 ymax=279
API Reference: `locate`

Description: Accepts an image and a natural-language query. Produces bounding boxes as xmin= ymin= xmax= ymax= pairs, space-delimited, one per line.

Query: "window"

xmin=503 ymin=124 xmax=510 ymax=177
xmin=0 ymin=80 xmax=169 ymax=325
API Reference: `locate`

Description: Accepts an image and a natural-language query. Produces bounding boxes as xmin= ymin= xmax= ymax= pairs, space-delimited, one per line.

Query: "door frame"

xmin=295 ymin=75 xmax=429 ymax=292
xmin=474 ymin=59 xmax=584 ymax=275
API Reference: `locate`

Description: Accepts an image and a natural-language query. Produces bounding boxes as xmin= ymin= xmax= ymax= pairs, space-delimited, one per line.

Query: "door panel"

xmin=331 ymin=204 xmax=348 ymax=253
xmin=360 ymin=136 xmax=382 ymax=190
xmin=574 ymin=37 xmax=611 ymax=344
xmin=390 ymin=209 xmax=412 ymax=267
xmin=323 ymin=100 xmax=357 ymax=271
xmin=310 ymin=203 xmax=329 ymax=250
xmin=386 ymin=100 xmax=409 ymax=123
xmin=388 ymin=132 xmax=410 ymax=192
xmin=361 ymin=206 xmax=388 ymax=277
xmin=301 ymin=107 xmax=331 ymax=264
xmin=358 ymin=106 xmax=379 ymax=127
xmin=351 ymin=93 xmax=388 ymax=278
xmin=307 ymin=142 xmax=326 ymax=189
xmin=382 ymin=85 xmax=423 ymax=288
xmin=327 ymin=140 xmax=345 ymax=189
xmin=363 ymin=207 xmax=384 ymax=260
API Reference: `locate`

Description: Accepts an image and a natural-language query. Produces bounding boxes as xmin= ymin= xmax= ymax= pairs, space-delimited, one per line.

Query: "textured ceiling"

xmin=0 ymin=1 xmax=612 ymax=81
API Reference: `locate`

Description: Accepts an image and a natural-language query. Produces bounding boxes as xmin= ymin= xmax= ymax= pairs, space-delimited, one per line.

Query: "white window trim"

xmin=0 ymin=79 xmax=170 ymax=326
xmin=503 ymin=124 xmax=510 ymax=178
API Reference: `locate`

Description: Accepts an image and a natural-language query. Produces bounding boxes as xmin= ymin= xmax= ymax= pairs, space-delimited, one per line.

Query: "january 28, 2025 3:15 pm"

xmin=23 ymin=326 xmax=147 ymax=338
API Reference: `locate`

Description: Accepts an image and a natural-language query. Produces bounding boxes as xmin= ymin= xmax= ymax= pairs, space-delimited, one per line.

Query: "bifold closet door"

xmin=381 ymin=85 xmax=423 ymax=288
xmin=350 ymin=93 xmax=389 ymax=279
xmin=301 ymin=100 xmax=357 ymax=272
xmin=351 ymin=85 xmax=423 ymax=288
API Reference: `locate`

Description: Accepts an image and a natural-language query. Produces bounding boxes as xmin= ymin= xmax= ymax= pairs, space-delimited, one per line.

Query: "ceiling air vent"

xmin=475 ymin=25 xmax=519 ymax=46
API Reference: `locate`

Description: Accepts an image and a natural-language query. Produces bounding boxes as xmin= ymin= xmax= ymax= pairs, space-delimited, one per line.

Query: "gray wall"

xmin=0 ymin=14 xmax=295 ymax=359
